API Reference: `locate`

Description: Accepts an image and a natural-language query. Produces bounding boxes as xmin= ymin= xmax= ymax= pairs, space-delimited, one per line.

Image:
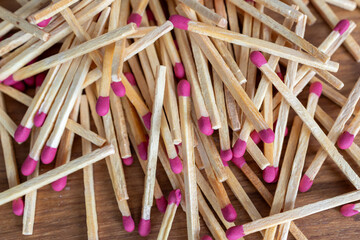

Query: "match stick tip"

xmin=24 ymin=76 xmax=35 ymax=87
xmin=96 ymin=96 xmax=110 ymax=116
xmin=340 ymin=204 xmax=359 ymax=217
xmin=34 ymin=111 xmax=47 ymax=127
xmin=41 ymin=145 xmax=57 ymax=164
xmin=138 ymin=218 xmax=151 ymax=236
xmin=142 ymin=112 xmax=152 ymax=130
xmin=37 ymin=18 xmax=52 ymax=28
xmin=122 ymin=216 xmax=135 ymax=232
xmin=334 ymin=19 xmax=350 ymax=35
xmin=201 ymin=236 xmax=213 ymax=240
xmin=220 ymin=149 xmax=233 ymax=162
xmin=12 ymin=82 xmax=26 ymax=92
xmin=124 ymin=72 xmax=136 ymax=86
xmin=258 ymin=128 xmax=275 ymax=143
xmin=232 ymin=139 xmax=247 ymax=158
xmin=177 ymin=79 xmax=191 ymax=97
xmin=299 ymin=174 xmax=313 ymax=192
xmin=337 ymin=131 xmax=354 ymax=150
xmin=169 ymin=156 xmax=183 ymax=174
xmin=51 ymin=176 xmax=67 ymax=191
xmin=168 ymin=189 xmax=182 ymax=206
xmin=127 ymin=13 xmax=142 ymax=27
xmin=21 ymin=156 xmax=37 ymax=176
xmin=309 ymin=81 xmax=323 ymax=97
xmin=198 ymin=116 xmax=214 ymax=136
xmin=111 ymin=81 xmax=126 ymax=97
xmin=222 ymin=159 xmax=229 ymax=167
xmin=226 ymin=225 xmax=245 ymax=240
xmin=14 ymin=125 xmax=31 ymax=143
xmin=137 ymin=141 xmax=149 ymax=160
xmin=263 ymin=166 xmax=279 ymax=183
xmin=2 ymin=75 xmax=16 ymax=86
xmin=146 ymin=9 xmax=155 ymax=22
xmin=169 ymin=15 xmax=190 ymax=30
xmin=250 ymin=51 xmax=267 ymax=68
xmin=174 ymin=62 xmax=185 ymax=79
xmin=221 ymin=204 xmax=237 ymax=222
xmin=12 ymin=198 xmax=24 ymax=216
xmin=250 ymin=130 xmax=261 ymax=144
xmin=122 ymin=156 xmax=134 ymax=166
xmin=35 ymin=73 xmax=46 ymax=87
xmin=232 ymin=157 xmax=246 ymax=169
xmin=155 ymin=196 xmax=168 ymax=213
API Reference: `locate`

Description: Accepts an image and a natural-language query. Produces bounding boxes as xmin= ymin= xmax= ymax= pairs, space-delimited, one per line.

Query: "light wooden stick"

xmin=253 ymin=0 xmax=303 ymax=21
xmin=325 ymin=0 xmax=357 ymax=11
xmin=0 ymin=107 xmax=17 ymax=138
xmin=225 ymin=0 xmax=240 ymax=62
xmin=337 ymin=108 xmax=360 ymax=150
xmin=290 ymin=0 xmax=317 ymax=24
xmin=0 ymin=31 xmax=33 ymax=57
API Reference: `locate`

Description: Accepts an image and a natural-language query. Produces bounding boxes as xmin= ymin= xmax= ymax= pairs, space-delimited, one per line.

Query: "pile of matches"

xmin=0 ymin=0 xmax=360 ymax=239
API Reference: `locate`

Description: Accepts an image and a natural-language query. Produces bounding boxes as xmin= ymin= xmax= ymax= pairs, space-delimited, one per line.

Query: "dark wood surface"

xmin=0 ymin=1 xmax=360 ymax=239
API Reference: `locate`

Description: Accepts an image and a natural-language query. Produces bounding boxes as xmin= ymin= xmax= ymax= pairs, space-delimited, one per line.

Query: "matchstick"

xmin=325 ymin=0 xmax=357 ymax=11
xmin=0 ymin=107 xmax=17 ymax=138
xmin=337 ymin=109 xmax=360 ymax=149
xmin=290 ymin=0 xmax=317 ymax=25
xmin=253 ymin=0 xmax=303 ymax=21
xmin=238 ymin=0 xmax=253 ymax=78
xmin=128 ymin=0 xmax=149 ymax=26
xmin=0 ymin=32 xmax=33 ymax=57
xmin=340 ymin=202 xmax=360 ymax=217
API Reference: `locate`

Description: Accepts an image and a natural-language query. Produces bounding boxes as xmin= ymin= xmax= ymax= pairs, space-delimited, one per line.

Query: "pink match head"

xmin=12 ymin=82 xmax=26 ymax=92
xmin=250 ymin=130 xmax=261 ymax=144
xmin=34 ymin=111 xmax=47 ymax=127
xmin=226 ymin=225 xmax=245 ymax=240
xmin=222 ymin=159 xmax=229 ymax=167
xmin=122 ymin=156 xmax=134 ymax=166
xmin=232 ymin=157 xmax=246 ymax=169
xmin=169 ymin=156 xmax=183 ymax=174
xmin=137 ymin=141 xmax=148 ymax=160
xmin=299 ymin=174 xmax=313 ymax=192
xmin=232 ymin=139 xmax=247 ymax=158
xmin=37 ymin=18 xmax=51 ymax=27
xmin=201 ymin=236 xmax=213 ymax=240
xmin=177 ymin=79 xmax=191 ymax=97
xmin=250 ymin=51 xmax=267 ymax=68
xmin=127 ymin=13 xmax=142 ymax=27
xmin=155 ymin=196 xmax=168 ymax=213
xmin=168 ymin=189 xmax=182 ymax=206
xmin=258 ymin=128 xmax=275 ymax=143
xmin=221 ymin=204 xmax=237 ymax=222
xmin=122 ymin=216 xmax=135 ymax=232
xmin=220 ymin=149 xmax=233 ymax=162
xmin=337 ymin=131 xmax=354 ymax=150
xmin=35 ymin=73 xmax=46 ymax=87
xmin=14 ymin=125 xmax=31 ymax=143
xmin=111 ymin=81 xmax=126 ymax=97
xmin=12 ymin=198 xmax=24 ymax=216
xmin=138 ymin=218 xmax=151 ymax=236
xmin=51 ymin=176 xmax=67 ymax=191
xmin=24 ymin=76 xmax=35 ymax=87
xmin=169 ymin=15 xmax=191 ymax=30
xmin=334 ymin=19 xmax=350 ymax=35
xmin=96 ymin=96 xmax=110 ymax=116
xmin=142 ymin=112 xmax=152 ymax=130
xmin=124 ymin=72 xmax=136 ymax=86
xmin=263 ymin=166 xmax=279 ymax=183
xmin=340 ymin=204 xmax=359 ymax=217
xmin=197 ymin=116 xmax=214 ymax=136
xmin=3 ymin=75 xmax=16 ymax=85
xmin=41 ymin=145 xmax=57 ymax=164
xmin=174 ymin=62 xmax=185 ymax=79
xmin=21 ymin=156 xmax=38 ymax=176
xmin=146 ymin=9 xmax=155 ymax=22
xmin=309 ymin=81 xmax=323 ymax=97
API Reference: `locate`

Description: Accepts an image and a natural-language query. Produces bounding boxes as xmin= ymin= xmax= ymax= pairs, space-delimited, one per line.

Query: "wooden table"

xmin=0 ymin=1 xmax=360 ymax=239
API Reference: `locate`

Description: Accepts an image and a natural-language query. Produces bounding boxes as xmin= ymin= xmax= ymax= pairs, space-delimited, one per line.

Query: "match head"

xmin=340 ymin=204 xmax=359 ymax=217
xmin=220 ymin=149 xmax=233 ymax=162
xmin=142 ymin=112 xmax=152 ymax=130
xmin=169 ymin=156 xmax=183 ymax=174
xmin=299 ymin=174 xmax=313 ymax=192
xmin=232 ymin=139 xmax=247 ymax=158
xmin=169 ymin=15 xmax=191 ymax=30
xmin=146 ymin=9 xmax=155 ymax=22
xmin=21 ymin=156 xmax=38 ymax=176
xmin=14 ymin=125 xmax=31 ymax=143
xmin=41 ymin=145 xmax=57 ymax=164
xmin=122 ymin=216 xmax=135 ymax=232
xmin=334 ymin=19 xmax=350 ymax=35
xmin=111 ymin=81 xmax=126 ymax=97
xmin=12 ymin=198 xmax=24 ymax=216
xmin=250 ymin=51 xmax=267 ymax=68
xmin=168 ymin=189 xmax=182 ymax=206
xmin=96 ymin=96 xmax=110 ymax=116
xmin=51 ymin=176 xmax=67 ymax=191
xmin=174 ymin=62 xmax=185 ymax=79
xmin=198 ymin=116 xmax=214 ymax=136
xmin=137 ymin=141 xmax=148 ymax=160
xmin=258 ymin=128 xmax=275 ymax=143
xmin=138 ymin=218 xmax=151 ymax=236
xmin=222 ymin=159 xmax=229 ymax=167
xmin=201 ymin=235 xmax=213 ymax=240
xmin=12 ymin=82 xmax=26 ymax=92
xmin=122 ymin=156 xmax=134 ymax=166
xmin=35 ymin=73 xmax=46 ymax=87
xmin=177 ymin=79 xmax=191 ymax=97
xmin=37 ymin=18 xmax=51 ymax=27
xmin=263 ymin=166 xmax=279 ymax=183
xmin=309 ymin=81 xmax=323 ymax=97
xmin=221 ymin=204 xmax=237 ymax=222
xmin=124 ymin=72 xmax=136 ymax=86
xmin=24 ymin=76 xmax=35 ymax=87
xmin=250 ymin=130 xmax=261 ymax=144
xmin=34 ymin=111 xmax=47 ymax=127
xmin=2 ymin=75 xmax=16 ymax=85
xmin=127 ymin=13 xmax=142 ymax=27
xmin=337 ymin=131 xmax=354 ymax=150
xmin=232 ymin=157 xmax=246 ymax=169
xmin=155 ymin=196 xmax=168 ymax=213
xmin=226 ymin=225 xmax=245 ymax=240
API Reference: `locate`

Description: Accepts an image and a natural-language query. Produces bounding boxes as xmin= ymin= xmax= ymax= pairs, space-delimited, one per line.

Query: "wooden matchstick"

xmin=128 ymin=0 xmax=149 ymax=27
xmin=238 ymin=0 xmax=253 ymax=78
xmin=0 ymin=32 xmax=33 ymax=57
xmin=325 ymin=0 xmax=357 ymax=11
xmin=290 ymin=0 xmax=317 ymax=25
xmin=253 ymin=0 xmax=303 ymax=21
xmin=225 ymin=0 xmax=240 ymax=62
xmin=337 ymin=109 xmax=360 ymax=150
xmin=0 ymin=107 xmax=17 ymax=138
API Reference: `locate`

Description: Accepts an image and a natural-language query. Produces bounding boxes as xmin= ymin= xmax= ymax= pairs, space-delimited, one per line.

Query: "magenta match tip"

xmin=221 ymin=204 xmax=237 ymax=222
xmin=123 ymin=216 xmax=135 ymax=232
xmin=340 ymin=204 xmax=359 ymax=217
xmin=201 ymin=236 xmax=213 ymax=240
xmin=177 ymin=79 xmax=191 ymax=97
xmin=96 ymin=96 xmax=110 ymax=116
xmin=337 ymin=131 xmax=354 ymax=150
xmin=250 ymin=130 xmax=261 ymax=144
xmin=37 ymin=18 xmax=51 ymax=27
xmin=198 ymin=116 xmax=214 ymax=136
xmin=250 ymin=51 xmax=267 ymax=68
xmin=156 ymin=196 xmax=168 ymax=213
xmin=263 ymin=166 xmax=279 ymax=183
xmin=258 ymin=128 xmax=275 ymax=143
xmin=233 ymin=139 xmax=247 ymax=158
xmin=146 ymin=9 xmax=155 ymax=22
xmin=142 ymin=112 xmax=152 ymax=130
xmin=299 ymin=174 xmax=313 ymax=192
xmin=222 ymin=159 xmax=229 ymax=167
xmin=111 ymin=81 xmax=126 ymax=97
xmin=226 ymin=225 xmax=245 ymax=240
xmin=169 ymin=156 xmax=183 ymax=174
xmin=14 ymin=125 xmax=31 ymax=143
xmin=122 ymin=156 xmax=134 ymax=166
xmin=34 ymin=111 xmax=47 ymax=127
xmin=24 ymin=76 xmax=35 ymax=87
xmin=2 ymin=75 xmax=16 ymax=85
xmin=137 ymin=141 xmax=148 ymax=160
xmin=138 ymin=218 xmax=151 ymax=236
xmin=309 ymin=81 xmax=323 ymax=97
xmin=169 ymin=15 xmax=190 ymax=30
xmin=124 ymin=72 xmax=136 ymax=86
xmin=35 ymin=73 xmax=46 ymax=87
xmin=232 ymin=157 xmax=246 ymax=169
xmin=220 ymin=149 xmax=233 ymax=162
xmin=12 ymin=198 xmax=24 ymax=216
xmin=51 ymin=176 xmax=67 ymax=191
xmin=127 ymin=13 xmax=142 ymax=27
xmin=174 ymin=62 xmax=185 ymax=79
xmin=168 ymin=189 xmax=182 ymax=206
xmin=21 ymin=156 xmax=38 ymax=176
xmin=41 ymin=145 xmax=57 ymax=164
xmin=12 ymin=82 xmax=26 ymax=92
xmin=334 ymin=19 xmax=350 ymax=35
